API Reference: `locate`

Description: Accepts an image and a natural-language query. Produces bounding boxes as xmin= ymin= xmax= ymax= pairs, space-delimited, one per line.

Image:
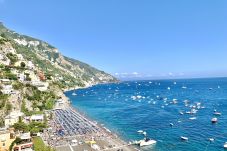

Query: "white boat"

xmin=181 ymin=136 xmax=188 ymax=141
xmin=139 ymin=138 xmax=157 ymax=147
xmin=179 ymin=111 xmax=184 ymax=115
xmin=224 ymin=142 xmax=227 ymax=149
xmin=182 ymin=86 xmax=187 ymax=89
xmin=189 ymin=117 xmax=197 ymax=120
xmin=213 ymin=112 xmax=221 ymax=116
xmin=211 ymin=118 xmax=218 ymax=123
xmin=209 ymin=138 xmax=214 ymax=142
xmin=167 ymin=87 xmax=171 ymax=90
xmin=137 ymin=130 xmax=143 ymax=133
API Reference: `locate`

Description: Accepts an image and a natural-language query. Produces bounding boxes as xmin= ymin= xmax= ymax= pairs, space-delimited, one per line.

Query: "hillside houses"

xmin=14 ymin=132 xmax=33 ymax=151
xmin=0 ymin=128 xmax=15 ymax=151
xmin=4 ymin=111 xmax=24 ymax=128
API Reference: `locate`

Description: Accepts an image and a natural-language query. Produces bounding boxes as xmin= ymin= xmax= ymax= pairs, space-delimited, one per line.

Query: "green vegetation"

xmin=0 ymin=94 xmax=8 ymax=109
xmin=20 ymin=61 xmax=26 ymax=68
xmin=6 ymin=53 xmax=18 ymax=65
xmin=24 ymin=85 xmax=56 ymax=110
xmin=33 ymin=137 xmax=54 ymax=151
xmin=0 ymin=66 xmax=17 ymax=80
xmin=13 ymin=122 xmax=29 ymax=132
xmin=21 ymin=100 xmax=45 ymax=116
xmin=21 ymin=100 xmax=31 ymax=116
xmin=13 ymin=120 xmax=47 ymax=133
xmin=12 ymin=81 xmax=23 ymax=90
xmin=9 ymin=137 xmax=22 ymax=151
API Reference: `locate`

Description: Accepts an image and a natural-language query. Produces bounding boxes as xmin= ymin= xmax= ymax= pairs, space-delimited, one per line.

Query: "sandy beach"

xmin=42 ymin=86 xmax=137 ymax=151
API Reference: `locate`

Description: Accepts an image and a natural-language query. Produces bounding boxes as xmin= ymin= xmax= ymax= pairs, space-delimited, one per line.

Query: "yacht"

xmin=189 ymin=117 xmax=197 ymax=120
xmin=181 ymin=136 xmax=188 ymax=141
xmin=182 ymin=86 xmax=187 ymax=89
xmin=137 ymin=130 xmax=143 ymax=133
xmin=213 ymin=112 xmax=221 ymax=116
xmin=211 ymin=118 xmax=218 ymax=123
xmin=224 ymin=142 xmax=227 ymax=149
xmin=209 ymin=138 xmax=214 ymax=142
xmin=139 ymin=138 xmax=157 ymax=147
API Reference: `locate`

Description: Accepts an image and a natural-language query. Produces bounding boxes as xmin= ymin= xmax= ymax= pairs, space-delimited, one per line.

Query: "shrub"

xmin=20 ymin=62 xmax=26 ymax=68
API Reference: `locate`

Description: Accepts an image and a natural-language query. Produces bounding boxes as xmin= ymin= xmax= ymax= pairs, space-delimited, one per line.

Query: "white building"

xmin=1 ymin=85 xmax=13 ymax=94
xmin=17 ymin=73 xmax=25 ymax=82
xmin=30 ymin=114 xmax=44 ymax=122
xmin=31 ymin=81 xmax=49 ymax=91
xmin=0 ymin=79 xmax=11 ymax=84
xmin=5 ymin=111 xmax=24 ymax=128
xmin=27 ymin=61 xmax=34 ymax=70
xmin=14 ymin=132 xmax=33 ymax=151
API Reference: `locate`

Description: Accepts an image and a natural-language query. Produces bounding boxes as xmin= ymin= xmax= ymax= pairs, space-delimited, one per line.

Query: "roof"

xmin=20 ymin=132 xmax=31 ymax=140
xmin=30 ymin=114 xmax=44 ymax=120
xmin=5 ymin=111 xmax=24 ymax=119
xmin=0 ymin=79 xmax=10 ymax=82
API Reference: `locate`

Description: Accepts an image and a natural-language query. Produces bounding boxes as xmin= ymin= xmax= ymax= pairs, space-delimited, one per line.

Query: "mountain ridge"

xmin=0 ymin=22 xmax=119 ymax=88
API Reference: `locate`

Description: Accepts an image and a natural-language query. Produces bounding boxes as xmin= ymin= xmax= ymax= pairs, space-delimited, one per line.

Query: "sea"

xmin=65 ymin=77 xmax=227 ymax=151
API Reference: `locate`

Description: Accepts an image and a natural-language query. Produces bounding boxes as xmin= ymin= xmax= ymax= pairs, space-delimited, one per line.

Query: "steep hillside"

xmin=0 ymin=22 xmax=118 ymax=88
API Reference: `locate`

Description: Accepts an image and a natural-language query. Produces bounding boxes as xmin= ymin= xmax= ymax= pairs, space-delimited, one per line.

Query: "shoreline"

xmin=50 ymin=84 xmax=138 ymax=151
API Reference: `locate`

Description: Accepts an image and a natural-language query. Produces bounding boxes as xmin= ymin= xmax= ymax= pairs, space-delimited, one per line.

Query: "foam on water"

xmin=65 ymin=78 xmax=227 ymax=151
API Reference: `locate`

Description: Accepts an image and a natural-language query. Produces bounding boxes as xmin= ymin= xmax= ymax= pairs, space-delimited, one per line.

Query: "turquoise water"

xmin=65 ymin=78 xmax=227 ymax=151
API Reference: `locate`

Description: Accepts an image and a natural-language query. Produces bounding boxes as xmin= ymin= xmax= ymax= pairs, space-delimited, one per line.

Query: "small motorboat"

xmin=208 ymin=138 xmax=215 ymax=142
xmin=189 ymin=117 xmax=197 ymax=120
xmin=181 ymin=136 xmax=188 ymax=141
xmin=224 ymin=142 xmax=227 ymax=149
xmin=213 ymin=112 xmax=221 ymax=116
xmin=179 ymin=111 xmax=184 ymax=115
xmin=211 ymin=118 xmax=218 ymax=123
xmin=170 ymin=123 xmax=174 ymax=127
xmin=137 ymin=130 xmax=143 ymax=133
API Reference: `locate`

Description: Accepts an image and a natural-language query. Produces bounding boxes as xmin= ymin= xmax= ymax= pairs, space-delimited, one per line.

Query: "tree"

xmin=20 ymin=62 xmax=26 ymax=68
xmin=0 ymin=33 xmax=6 ymax=38
xmin=6 ymin=53 xmax=18 ymax=65
xmin=13 ymin=122 xmax=29 ymax=132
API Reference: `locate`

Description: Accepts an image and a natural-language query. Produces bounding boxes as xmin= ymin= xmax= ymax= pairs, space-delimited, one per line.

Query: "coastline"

xmin=50 ymin=84 xmax=138 ymax=151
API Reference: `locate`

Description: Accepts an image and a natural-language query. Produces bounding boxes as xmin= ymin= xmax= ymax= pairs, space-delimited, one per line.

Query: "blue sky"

xmin=0 ymin=0 xmax=227 ymax=80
